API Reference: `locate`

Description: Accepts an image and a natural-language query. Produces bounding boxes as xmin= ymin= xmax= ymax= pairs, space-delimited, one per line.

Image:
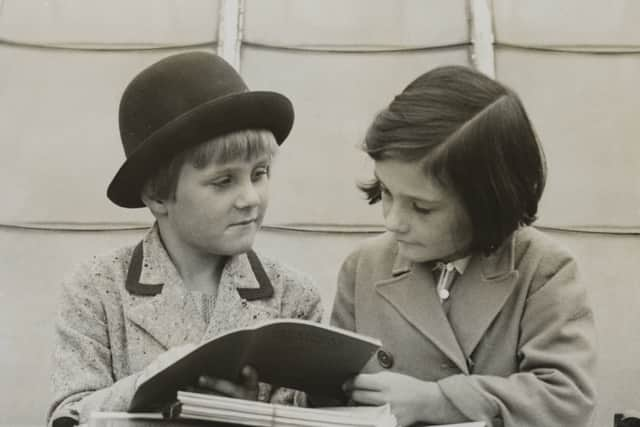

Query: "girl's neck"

xmin=438 ymin=246 xmax=473 ymax=264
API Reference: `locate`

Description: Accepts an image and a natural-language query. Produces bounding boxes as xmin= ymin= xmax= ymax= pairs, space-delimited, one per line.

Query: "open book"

xmin=129 ymin=319 xmax=382 ymax=412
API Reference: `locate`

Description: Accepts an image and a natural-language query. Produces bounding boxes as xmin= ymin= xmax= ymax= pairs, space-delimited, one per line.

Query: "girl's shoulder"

xmin=347 ymin=232 xmax=397 ymax=257
xmin=345 ymin=232 xmax=398 ymax=263
xmin=513 ymin=226 xmax=576 ymax=265
xmin=338 ymin=232 xmax=399 ymax=278
xmin=511 ymin=226 xmax=580 ymax=295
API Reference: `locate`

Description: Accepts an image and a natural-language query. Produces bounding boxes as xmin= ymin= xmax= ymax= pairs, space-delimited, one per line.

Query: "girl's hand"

xmin=344 ymin=371 xmax=458 ymax=427
xmin=197 ymin=365 xmax=259 ymax=401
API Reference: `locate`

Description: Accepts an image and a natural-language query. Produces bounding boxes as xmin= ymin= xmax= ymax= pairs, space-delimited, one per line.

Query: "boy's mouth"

xmin=230 ymin=218 xmax=257 ymax=226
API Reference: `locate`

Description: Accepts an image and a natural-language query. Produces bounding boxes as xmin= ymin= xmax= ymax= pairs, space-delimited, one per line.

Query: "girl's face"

xmin=375 ymin=159 xmax=472 ymax=263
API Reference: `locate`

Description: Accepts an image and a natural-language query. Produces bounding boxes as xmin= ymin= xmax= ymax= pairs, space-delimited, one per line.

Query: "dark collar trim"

xmin=125 ymin=241 xmax=164 ymax=296
xmin=239 ymin=250 xmax=275 ymax=301
xmin=125 ymin=243 xmax=273 ymax=301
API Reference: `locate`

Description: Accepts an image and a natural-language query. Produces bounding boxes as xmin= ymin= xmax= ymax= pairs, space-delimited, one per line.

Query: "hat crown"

xmin=108 ymin=51 xmax=293 ymax=208
xmin=119 ymin=52 xmax=247 ymax=157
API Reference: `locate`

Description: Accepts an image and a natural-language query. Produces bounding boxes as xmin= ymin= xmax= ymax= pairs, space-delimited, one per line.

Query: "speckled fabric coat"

xmin=47 ymin=225 xmax=322 ymax=426
xmin=332 ymin=226 xmax=596 ymax=427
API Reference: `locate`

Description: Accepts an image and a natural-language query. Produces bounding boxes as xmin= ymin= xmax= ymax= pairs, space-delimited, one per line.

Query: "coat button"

xmin=377 ymin=349 xmax=394 ymax=369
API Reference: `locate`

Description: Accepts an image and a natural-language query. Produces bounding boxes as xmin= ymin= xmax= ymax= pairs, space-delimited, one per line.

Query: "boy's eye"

xmin=211 ymin=176 xmax=232 ymax=187
xmin=252 ymin=166 xmax=270 ymax=180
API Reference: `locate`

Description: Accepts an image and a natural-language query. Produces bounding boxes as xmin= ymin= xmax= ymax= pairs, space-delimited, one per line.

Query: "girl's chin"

xmin=397 ymin=242 xmax=432 ymax=263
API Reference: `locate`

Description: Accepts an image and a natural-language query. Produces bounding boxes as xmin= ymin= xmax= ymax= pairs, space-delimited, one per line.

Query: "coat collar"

xmin=377 ymin=231 xmax=519 ymax=372
xmin=123 ymin=225 xmax=275 ymax=349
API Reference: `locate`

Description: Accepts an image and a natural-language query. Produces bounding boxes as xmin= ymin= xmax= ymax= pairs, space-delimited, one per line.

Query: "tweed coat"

xmin=47 ymin=226 xmax=322 ymax=426
xmin=332 ymin=226 xmax=596 ymax=427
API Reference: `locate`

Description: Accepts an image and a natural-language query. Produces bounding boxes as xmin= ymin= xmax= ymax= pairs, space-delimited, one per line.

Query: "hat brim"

xmin=107 ymin=90 xmax=294 ymax=208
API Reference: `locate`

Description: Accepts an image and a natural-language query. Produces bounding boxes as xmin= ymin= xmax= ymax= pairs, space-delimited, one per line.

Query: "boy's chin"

xmin=215 ymin=236 xmax=256 ymax=256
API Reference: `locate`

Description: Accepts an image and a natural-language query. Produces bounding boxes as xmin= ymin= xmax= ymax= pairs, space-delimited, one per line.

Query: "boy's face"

xmin=162 ymin=154 xmax=270 ymax=258
xmin=375 ymin=159 xmax=472 ymax=263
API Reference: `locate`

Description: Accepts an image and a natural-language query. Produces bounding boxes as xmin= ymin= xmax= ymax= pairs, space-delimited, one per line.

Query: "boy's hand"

xmin=197 ymin=365 xmax=259 ymax=400
xmin=343 ymin=371 xmax=464 ymax=427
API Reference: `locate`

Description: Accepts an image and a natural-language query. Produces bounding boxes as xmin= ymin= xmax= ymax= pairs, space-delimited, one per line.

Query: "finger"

xmin=351 ymin=373 xmax=384 ymax=391
xmin=342 ymin=378 xmax=355 ymax=393
xmin=198 ymin=376 xmax=244 ymax=398
xmin=241 ymin=366 xmax=259 ymax=388
xmin=350 ymin=389 xmax=386 ymax=406
xmin=240 ymin=366 xmax=259 ymax=400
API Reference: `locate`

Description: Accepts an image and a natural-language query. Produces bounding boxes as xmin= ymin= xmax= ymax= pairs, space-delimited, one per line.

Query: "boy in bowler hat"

xmin=47 ymin=52 xmax=322 ymax=427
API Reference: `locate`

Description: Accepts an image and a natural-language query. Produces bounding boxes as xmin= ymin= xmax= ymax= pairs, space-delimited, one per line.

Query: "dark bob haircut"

xmin=361 ymin=65 xmax=546 ymax=254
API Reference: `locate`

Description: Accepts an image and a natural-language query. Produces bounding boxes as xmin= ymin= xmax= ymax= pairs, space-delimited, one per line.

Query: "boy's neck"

xmin=156 ymin=223 xmax=227 ymax=296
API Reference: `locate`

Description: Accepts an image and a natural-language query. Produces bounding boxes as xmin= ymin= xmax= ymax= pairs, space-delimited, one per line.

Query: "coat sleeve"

xmin=47 ymin=262 xmax=142 ymax=427
xmin=438 ymin=255 xmax=597 ymax=427
xmin=330 ymin=250 xmax=359 ymax=332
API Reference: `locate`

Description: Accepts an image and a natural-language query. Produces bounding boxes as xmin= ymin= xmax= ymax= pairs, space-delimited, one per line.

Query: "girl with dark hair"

xmin=332 ymin=66 xmax=596 ymax=427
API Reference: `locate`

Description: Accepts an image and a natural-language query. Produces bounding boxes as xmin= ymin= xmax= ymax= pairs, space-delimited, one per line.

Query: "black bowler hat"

xmin=107 ymin=51 xmax=294 ymax=208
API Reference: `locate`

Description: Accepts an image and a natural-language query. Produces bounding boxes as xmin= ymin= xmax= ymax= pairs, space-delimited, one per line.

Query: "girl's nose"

xmin=384 ymin=203 xmax=409 ymax=234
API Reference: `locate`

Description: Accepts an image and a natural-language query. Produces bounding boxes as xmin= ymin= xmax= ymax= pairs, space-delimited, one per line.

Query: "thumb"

xmin=241 ymin=365 xmax=259 ymax=398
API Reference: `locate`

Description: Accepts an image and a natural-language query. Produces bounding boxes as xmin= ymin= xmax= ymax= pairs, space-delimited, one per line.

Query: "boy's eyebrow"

xmin=208 ymin=157 xmax=271 ymax=175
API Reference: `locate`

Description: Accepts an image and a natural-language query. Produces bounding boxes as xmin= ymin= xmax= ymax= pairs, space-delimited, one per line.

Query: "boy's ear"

xmin=140 ymin=191 xmax=169 ymax=217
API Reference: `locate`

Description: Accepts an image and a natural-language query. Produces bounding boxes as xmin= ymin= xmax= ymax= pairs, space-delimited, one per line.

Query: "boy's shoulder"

xmin=253 ymin=251 xmax=322 ymax=318
xmin=61 ymin=240 xmax=138 ymax=297
xmin=253 ymin=251 xmax=316 ymax=290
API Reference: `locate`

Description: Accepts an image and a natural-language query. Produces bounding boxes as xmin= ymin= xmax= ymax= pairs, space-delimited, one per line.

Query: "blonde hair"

xmin=143 ymin=129 xmax=278 ymax=201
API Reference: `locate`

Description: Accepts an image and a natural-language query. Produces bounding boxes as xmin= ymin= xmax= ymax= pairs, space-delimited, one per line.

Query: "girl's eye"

xmin=413 ymin=203 xmax=432 ymax=215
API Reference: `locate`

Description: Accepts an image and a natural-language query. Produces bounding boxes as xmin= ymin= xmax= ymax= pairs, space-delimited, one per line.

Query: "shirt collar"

xmin=448 ymin=256 xmax=471 ymax=275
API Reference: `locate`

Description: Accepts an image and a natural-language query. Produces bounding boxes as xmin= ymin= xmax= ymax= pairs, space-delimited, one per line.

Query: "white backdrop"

xmin=1 ymin=2 xmax=639 ymax=426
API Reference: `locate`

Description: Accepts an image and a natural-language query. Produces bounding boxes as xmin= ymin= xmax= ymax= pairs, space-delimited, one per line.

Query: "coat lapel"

xmin=124 ymin=229 xmax=207 ymax=350
xmin=200 ymin=253 xmax=280 ymax=341
xmin=448 ymin=233 xmax=519 ymax=359
xmin=123 ymin=226 xmax=277 ymax=349
xmin=376 ymin=258 xmax=469 ymax=374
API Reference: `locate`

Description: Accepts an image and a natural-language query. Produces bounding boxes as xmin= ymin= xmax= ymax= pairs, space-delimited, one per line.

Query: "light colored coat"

xmin=48 ymin=226 xmax=322 ymax=426
xmin=332 ymin=226 xmax=596 ymax=427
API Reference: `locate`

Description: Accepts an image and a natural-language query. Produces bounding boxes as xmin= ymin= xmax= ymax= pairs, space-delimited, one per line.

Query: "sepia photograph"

xmin=1 ymin=1 xmax=639 ymax=426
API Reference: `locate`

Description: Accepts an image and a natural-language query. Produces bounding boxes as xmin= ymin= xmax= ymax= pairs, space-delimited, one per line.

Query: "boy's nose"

xmin=235 ymin=182 xmax=261 ymax=208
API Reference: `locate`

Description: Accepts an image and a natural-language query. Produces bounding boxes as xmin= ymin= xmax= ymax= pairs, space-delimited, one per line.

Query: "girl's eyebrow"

xmin=374 ymin=172 xmax=441 ymax=205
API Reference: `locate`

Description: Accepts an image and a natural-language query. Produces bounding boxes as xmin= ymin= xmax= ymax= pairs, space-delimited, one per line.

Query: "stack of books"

xmin=177 ymin=391 xmax=396 ymax=427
